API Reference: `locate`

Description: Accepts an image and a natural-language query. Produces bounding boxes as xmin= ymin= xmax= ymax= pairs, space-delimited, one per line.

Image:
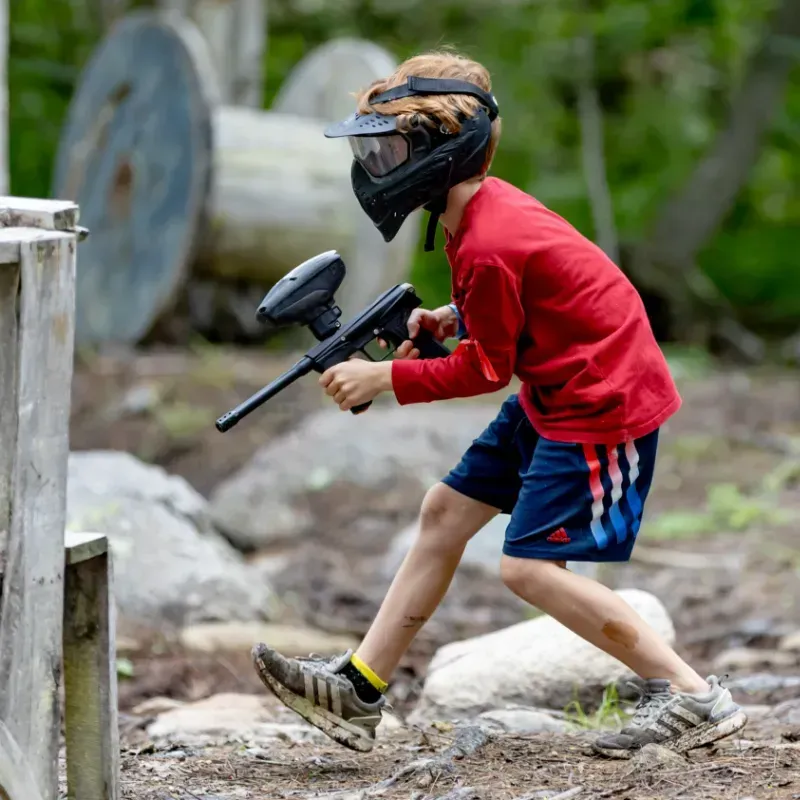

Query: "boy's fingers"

xmin=395 ymin=340 xmax=414 ymax=358
xmin=407 ymin=310 xmax=422 ymax=338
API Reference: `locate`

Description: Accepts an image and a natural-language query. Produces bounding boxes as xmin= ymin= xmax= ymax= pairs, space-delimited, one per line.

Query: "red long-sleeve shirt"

xmin=391 ymin=177 xmax=681 ymax=444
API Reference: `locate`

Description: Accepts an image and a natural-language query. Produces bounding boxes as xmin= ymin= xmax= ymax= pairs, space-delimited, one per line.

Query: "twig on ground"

xmin=548 ymin=789 xmax=584 ymax=800
xmin=511 ymin=788 xmax=584 ymax=800
xmin=430 ymin=787 xmax=481 ymax=800
xmin=301 ymin=727 xmax=491 ymax=800
xmin=376 ymin=726 xmax=490 ymax=791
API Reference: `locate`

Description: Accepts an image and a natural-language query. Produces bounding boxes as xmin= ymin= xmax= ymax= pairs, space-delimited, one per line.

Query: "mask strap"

xmin=370 ymin=77 xmax=499 ymax=121
xmin=423 ymin=196 xmax=448 ymax=252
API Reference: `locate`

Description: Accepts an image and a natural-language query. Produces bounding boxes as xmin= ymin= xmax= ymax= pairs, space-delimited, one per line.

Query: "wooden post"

xmin=158 ymin=0 xmax=266 ymax=107
xmin=63 ymin=533 xmax=119 ymax=800
xmin=0 ymin=199 xmax=80 ymax=800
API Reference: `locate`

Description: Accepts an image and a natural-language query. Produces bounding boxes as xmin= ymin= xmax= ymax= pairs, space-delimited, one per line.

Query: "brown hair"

xmin=355 ymin=50 xmax=501 ymax=175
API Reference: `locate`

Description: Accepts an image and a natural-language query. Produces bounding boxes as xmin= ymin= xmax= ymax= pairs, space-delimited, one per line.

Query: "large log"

xmin=198 ymin=106 xmax=419 ymax=317
xmin=52 ymin=11 xmax=417 ymax=346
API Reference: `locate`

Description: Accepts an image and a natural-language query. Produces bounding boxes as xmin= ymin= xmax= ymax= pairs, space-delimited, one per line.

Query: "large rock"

xmin=209 ymin=404 xmax=499 ymax=550
xmin=179 ymin=622 xmax=358 ymax=655
xmin=145 ymin=693 xmax=326 ymax=746
xmin=409 ymin=589 xmax=674 ymax=722
xmin=67 ymin=451 xmax=277 ymax=626
xmin=144 ymin=693 xmax=406 ymax=746
xmin=384 ymin=515 xmax=598 ymax=581
xmin=476 ymin=706 xmax=572 ymax=735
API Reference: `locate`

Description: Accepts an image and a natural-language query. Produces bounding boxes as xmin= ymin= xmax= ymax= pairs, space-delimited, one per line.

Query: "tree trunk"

xmin=158 ymin=0 xmax=266 ymax=107
xmin=575 ymin=31 xmax=619 ymax=264
xmin=628 ymin=0 xmax=800 ymax=358
xmin=647 ymin=0 xmax=800 ymax=266
xmin=0 ymin=0 xmax=8 ymax=194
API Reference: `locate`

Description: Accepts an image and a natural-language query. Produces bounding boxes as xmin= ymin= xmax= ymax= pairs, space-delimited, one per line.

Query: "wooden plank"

xmin=0 ymin=720 xmax=45 ymax=800
xmin=64 ymin=532 xmax=109 ymax=566
xmin=0 ymin=229 xmax=22 ymax=264
xmin=63 ymin=549 xmax=119 ymax=800
xmin=0 ymin=198 xmax=79 ymax=232
xmin=0 ymin=229 xmax=77 ymax=800
xmin=0 ymin=255 xmax=17 ymax=588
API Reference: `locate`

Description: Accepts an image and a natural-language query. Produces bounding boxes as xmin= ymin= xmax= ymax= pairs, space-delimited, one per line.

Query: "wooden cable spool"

xmin=52 ymin=11 xmax=419 ymax=346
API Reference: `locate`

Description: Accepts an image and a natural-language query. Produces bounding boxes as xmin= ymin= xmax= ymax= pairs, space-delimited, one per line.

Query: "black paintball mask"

xmin=324 ymin=76 xmax=500 ymax=251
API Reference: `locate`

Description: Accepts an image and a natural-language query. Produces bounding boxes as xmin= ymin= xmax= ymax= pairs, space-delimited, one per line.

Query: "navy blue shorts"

xmin=442 ymin=394 xmax=659 ymax=562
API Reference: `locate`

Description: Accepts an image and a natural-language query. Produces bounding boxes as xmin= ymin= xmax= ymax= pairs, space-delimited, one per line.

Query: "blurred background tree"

xmin=9 ymin=0 xmax=800 ymax=344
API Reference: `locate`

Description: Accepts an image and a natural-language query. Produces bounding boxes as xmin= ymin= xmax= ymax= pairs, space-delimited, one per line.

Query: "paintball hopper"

xmin=257 ymin=250 xmax=347 ymax=341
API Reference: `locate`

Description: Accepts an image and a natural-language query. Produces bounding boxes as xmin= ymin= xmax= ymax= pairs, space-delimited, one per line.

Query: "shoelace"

xmin=296 ymin=652 xmax=329 ymax=663
xmin=627 ymin=681 xmax=674 ymax=727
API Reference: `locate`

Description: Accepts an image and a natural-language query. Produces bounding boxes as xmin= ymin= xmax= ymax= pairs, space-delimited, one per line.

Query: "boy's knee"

xmin=415 ymin=483 xmax=488 ymax=554
xmin=500 ymin=555 xmax=567 ymax=598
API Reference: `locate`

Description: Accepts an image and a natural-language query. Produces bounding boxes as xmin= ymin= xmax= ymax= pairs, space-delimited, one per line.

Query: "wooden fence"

xmin=0 ymin=198 xmax=118 ymax=800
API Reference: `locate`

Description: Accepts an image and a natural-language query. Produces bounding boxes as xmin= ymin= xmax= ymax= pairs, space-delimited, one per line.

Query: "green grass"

xmin=564 ymin=683 xmax=627 ymax=730
xmin=153 ymin=401 xmax=215 ymax=441
xmin=649 ymin=475 xmax=799 ymax=540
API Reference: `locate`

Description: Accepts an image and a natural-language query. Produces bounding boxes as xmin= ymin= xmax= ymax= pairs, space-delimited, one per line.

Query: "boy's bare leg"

xmin=500 ymin=555 xmax=707 ymax=692
xmin=356 ymin=483 xmax=499 ymax=678
xmin=251 ymin=482 xmax=499 ymax=752
xmin=500 ymin=555 xmax=746 ymax=758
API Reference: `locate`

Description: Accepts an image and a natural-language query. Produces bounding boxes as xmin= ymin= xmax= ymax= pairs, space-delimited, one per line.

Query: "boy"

xmin=251 ymin=51 xmax=747 ymax=759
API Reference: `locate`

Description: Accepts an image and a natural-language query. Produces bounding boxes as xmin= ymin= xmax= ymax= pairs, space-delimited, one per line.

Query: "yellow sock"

xmin=350 ymin=653 xmax=388 ymax=693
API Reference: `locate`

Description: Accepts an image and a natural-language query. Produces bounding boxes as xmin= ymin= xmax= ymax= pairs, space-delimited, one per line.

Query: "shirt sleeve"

xmin=392 ymin=262 xmax=524 ymax=404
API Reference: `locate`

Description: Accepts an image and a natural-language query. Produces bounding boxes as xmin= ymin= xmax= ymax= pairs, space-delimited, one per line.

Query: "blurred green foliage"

xmin=9 ymin=0 xmax=800 ymax=335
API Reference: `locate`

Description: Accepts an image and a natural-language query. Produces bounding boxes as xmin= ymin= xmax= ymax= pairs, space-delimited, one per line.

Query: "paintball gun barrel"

xmin=215 ymin=251 xmax=451 ymax=432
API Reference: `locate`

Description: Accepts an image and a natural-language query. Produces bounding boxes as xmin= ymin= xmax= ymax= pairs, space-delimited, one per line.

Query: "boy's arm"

xmin=392 ymin=263 xmax=524 ymax=404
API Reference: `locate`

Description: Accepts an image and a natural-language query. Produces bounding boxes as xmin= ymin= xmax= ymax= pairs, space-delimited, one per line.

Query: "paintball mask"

xmin=324 ymin=77 xmax=500 ymax=251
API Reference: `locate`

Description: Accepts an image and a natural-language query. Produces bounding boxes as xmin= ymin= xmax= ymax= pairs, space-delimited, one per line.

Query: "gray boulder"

xmin=209 ymin=403 xmax=500 ymax=550
xmin=476 ymin=706 xmax=572 ymax=734
xmin=67 ymin=451 xmax=277 ymax=626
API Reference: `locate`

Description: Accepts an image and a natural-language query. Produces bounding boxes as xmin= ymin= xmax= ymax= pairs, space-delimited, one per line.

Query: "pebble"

xmin=713 ymin=647 xmax=796 ymax=672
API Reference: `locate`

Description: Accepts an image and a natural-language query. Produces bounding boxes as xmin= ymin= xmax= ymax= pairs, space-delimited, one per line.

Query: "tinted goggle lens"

xmin=348 ymin=134 xmax=410 ymax=177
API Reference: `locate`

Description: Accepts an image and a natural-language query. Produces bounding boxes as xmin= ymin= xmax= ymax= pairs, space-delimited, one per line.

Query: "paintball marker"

xmin=215 ymin=251 xmax=451 ymax=432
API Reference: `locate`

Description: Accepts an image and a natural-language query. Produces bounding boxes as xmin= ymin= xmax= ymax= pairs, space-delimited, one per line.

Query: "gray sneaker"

xmin=593 ymin=675 xmax=747 ymax=759
xmin=252 ymin=644 xmax=385 ymax=752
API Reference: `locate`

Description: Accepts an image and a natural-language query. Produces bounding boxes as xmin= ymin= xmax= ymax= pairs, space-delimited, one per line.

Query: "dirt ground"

xmin=115 ymin=723 xmax=800 ymax=800
xmin=68 ymin=346 xmax=800 ymax=799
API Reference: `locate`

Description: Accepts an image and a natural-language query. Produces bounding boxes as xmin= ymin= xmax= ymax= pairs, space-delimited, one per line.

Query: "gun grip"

xmin=412 ymin=328 xmax=451 ymax=359
xmin=351 ymin=401 xmax=372 ymax=415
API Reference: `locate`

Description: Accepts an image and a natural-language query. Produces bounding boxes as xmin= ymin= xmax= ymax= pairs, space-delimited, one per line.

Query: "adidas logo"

xmin=547 ymin=527 xmax=571 ymax=543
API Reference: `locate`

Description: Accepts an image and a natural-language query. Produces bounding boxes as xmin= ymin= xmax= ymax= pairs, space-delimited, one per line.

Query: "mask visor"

xmin=348 ymin=134 xmax=410 ymax=178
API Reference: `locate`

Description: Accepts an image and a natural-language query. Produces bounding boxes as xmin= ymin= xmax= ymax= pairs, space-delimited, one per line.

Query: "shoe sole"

xmin=593 ymin=709 xmax=748 ymax=760
xmin=251 ymin=645 xmax=375 ymax=753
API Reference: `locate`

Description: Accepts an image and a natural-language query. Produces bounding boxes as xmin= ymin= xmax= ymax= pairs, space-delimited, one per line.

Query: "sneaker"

xmin=593 ymin=675 xmax=747 ymax=759
xmin=252 ymin=644 xmax=385 ymax=752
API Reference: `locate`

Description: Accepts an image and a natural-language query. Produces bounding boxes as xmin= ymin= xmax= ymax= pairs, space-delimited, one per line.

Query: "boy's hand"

xmin=319 ymin=359 xmax=393 ymax=411
xmin=380 ymin=305 xmax=459 ymax=359
xmin=408 ymin=306 xmax=459 ymax=341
